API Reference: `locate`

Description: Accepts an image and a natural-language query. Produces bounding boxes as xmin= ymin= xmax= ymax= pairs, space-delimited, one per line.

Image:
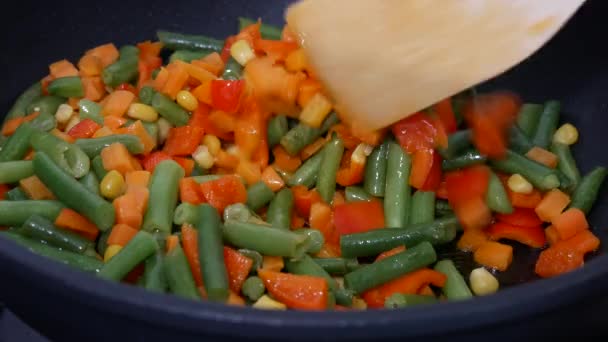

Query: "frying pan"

xmin=1 ymin=0 xmax=607 ymax=340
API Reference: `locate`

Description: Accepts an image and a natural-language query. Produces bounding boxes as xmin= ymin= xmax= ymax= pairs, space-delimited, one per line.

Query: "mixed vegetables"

xmin=0 ymin=17 xmax=605 ymax=311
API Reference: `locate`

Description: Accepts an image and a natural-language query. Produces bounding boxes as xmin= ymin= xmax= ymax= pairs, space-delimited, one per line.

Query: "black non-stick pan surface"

xmin=0 ymin=0 xmax=607 ymax=340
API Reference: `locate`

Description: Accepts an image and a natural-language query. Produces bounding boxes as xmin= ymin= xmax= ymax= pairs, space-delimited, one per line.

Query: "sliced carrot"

xmin=473 ymin=241 xmax=513 ymax=271
xmin=101 ymin=142 xmax=135 ymax=175
xmin=552 ymin=207 xmax=589 ymax=240
xmin=526 ymin=147 xmax=558 ymax=169
xmin=258 ymin=269 xmax=328 ymax=310
xmin=534 ymin=189 xmax=571 ymax=222
xmin=495 ymin=207 xmax=543 ymax=228
xmin=116 ymin=120 xmax=156 ymax=154
xmin=102 ymin=90 xmax=135 ymax=117
xmin=166 ymin=235 xmax=179 ymax=253
xmin=82 ymin=76 xmax=106 ymax=101
xmin=49 ymin=59 xmax=79 ymax=78
xmin=19 ymin=176 xmax=55 ymax=200
xmin=457 ymin=229 xmax=489 ymax=252
xmin=107 ymin=223 xmax=139 ymax=246
xmin=375 ymin=246 xmax=406 ymax=262
xmin=153 ymin=67 xmax=169 ymax=91
xmin=181 ymin=224 xmax=204 ymax=287
xmin=125 ymin=170 xmax=151 ymax=190
xmin=191 ymin=81 xmax=213 ymax=105
xmin=224 ymin=246 xmax=254 ymax=293
xmin=162 ymin=62 xmax=189 ymax=99
xmin=545 ymin=225 xmax=560 ymax=246
xmin=272 ymin=145 xmax=302 ymax=173
xmin=78 ymin=54 xmax=102 ymax=77
xmin=179 ymin=177 xmax=205 ymax=204
xmin=192 ymin=52 xmax=225 ymax=76
xmin=86 ymin=43 xmax=120 ymax=68
xmin=261 ymin=166 xmax=285 ymax=192
xmin=113 ymin=192 xmax=143 ymax=229
xmin=54 ymin=208 xmax=100 ymax=241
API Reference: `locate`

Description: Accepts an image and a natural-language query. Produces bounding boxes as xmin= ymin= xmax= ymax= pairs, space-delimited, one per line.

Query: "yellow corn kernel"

xmin=55 ymin=103 xmax=74 ymax=124
xmin=507 ymin=173 xmax=533 ymax=194
xmin=299 ymin=93 xmax=333 ymax=128
xmin=157 ymin=118 xmax=172 ymax=143
xmin=203 ymin=134 xmax=221 ymax=156
xmin=176 ymin=90 xmax=199 ymax=111
xmin=192 ymin=145 xmax=215 ymax=169
xmin=230 ymin=39 xmax=256 ymax=66
xmin=351 ymin=297 xmax=368 ymax=310
xmin=64 ymin=115 xmax=81 ymax=132
xmin=252 ymin=295 xmax=287 ymax=310
xmin=104 ymin=244 xmax=123 ymax=262
xmin=553 ymin=123 xmax=578 ymax=145
xmin=100 ymin=170 xmax=126 ymax=200
xmin=351 ymin=143 xmax=374 ymax=165
xmin=285 ymin=48 xmax=308 ymax=72
xmin=93 ymin=126 xmax=114 ymax=138
xmin=127 ymin=103 xmax=159 ymax=122
xmin=469 ymin=267 xmax=499 ymax=296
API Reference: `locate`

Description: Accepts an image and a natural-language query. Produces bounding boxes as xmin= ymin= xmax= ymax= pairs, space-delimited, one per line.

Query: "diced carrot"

xmin=495 ymin=207 xmax=543 ymax=228
xmin=281 ymin=25 xmax=298 ymax=43
xmin=127 ymin=185 xmax=149 ymax=214
xmin=163 ymin=126 xmax=204 ymax=156
xmin=162 ymin=62 xmax=189 ymax=99
xmin=82 ymin=76 xmax=106 ymax=101
xmin=292 ymin=185 xmax=323 ymax=218
xmin=54 ymin=208 xmax=100 ymax=241
xmin=214 ymin=150 xmax=240 ymax=170
xmin=285 ymin=48 xmax=308 ymax=72
xmin=176 ymin=60 xmax=216 ymax=84
xmin=526 ymin=147 xmax=558 ymax=169
xmin=153 ymin=67 xmax=170 ymax=91
xmin=552 ymin=207 xmax=589 ymax=240
xmin=300 ymin=137 xmax=326 ymax=160
xmin=191 ymin=81 xmax=213 ymax=105
xmin=457 ymin=229 xmax=489 ymax=252
xmin=49 ymin=59 xmax=79 ymax=78
xmin=199 ymin=175 xmax=247 ymax=214
xmin=453 ymin=196 xmax=492 ymax=231
xmin=181 ymin=224 xmax=204 ymax=287
xmin=113 ymin=192 xmax=143 ymax=229
xmin=332 ymin=190 xmax=346 ymax=206
xmin=51 ymin=128 xmax=75 ymax=143
xmin=102 ymin=90 xmax=135 ymax=117
xmin=179 ymin=177 xmax=205 ymax=204
xmin=297 ymin=78 xmax=322 ymax=108
xmin=473 ymin=241 xmax=513 ymax=271
xmin=86 ymin=43 xmax=120 ymax=68
xmin=505 ymin=183 xmax=543 ymax=208
xmin=166 ymin=235 xmax=179 ymax=253
xmin=535 ymin=189 xmax=571 ymax=222
xmin=172 ymin=157 xmax=195 ymax=177
xmin=535 ymin=230 xmax=599 ymax=278
xmin=208 ymin=110 xmax=237 ymax=135
xmin=272 ymin=145 xmax=302 ymax=173
xmin=67 ymin=97 xmax=80 ymax=109
xmin=2 ymin=113 xmax=35 ymax=136
xmin=19 ymin=176 xmax=55 ymax=200
xmin=362 ymin=268 xmax=446 ymax=308
xmin=545 ymin=225 xmax=560 ymax=246
xmin=78 ymin=54 xmax=102 ymax=77
xmin=559 ymin=229 xmax=600 ymax=255
xmin=375 ymin=246 xmax=407 ymax=262
xmin=227 ymin=291 xmax=246 ymax=306
xmin=314 ymin=243 xmax=340 ymax=258
xmin=103 ymin=116 xmax=128 ymax=130
xmin=107 ymin=223 xmax=139 ymax=246
xmin=224 ymin=246 xmax=254 ymax=293
xmin=101 ymin=143 xmax=135 ymax=175
xmin=262 ymin=256 xmax=284 ymax=272
xmin=261 ymin=166 xmax=285 ymax=192
xmin=258 ymin=269 xmax=328 ymax=310
xmin=192 ymin=52 xmax=225 ymax=76
xmin=125 ymin=170 xmax=151 ymax=190
xmin=235 ymin=159 xmax=262 ymax=185
xmin=254 ymin=39 xmax=299 ymax=62
xmin=116 ymin=120 xmax=156 ymax=154
xmin=137 ymin=41 xmax=163 ymax=62
xmin=67 ymin=119 xmax=101 ymax=139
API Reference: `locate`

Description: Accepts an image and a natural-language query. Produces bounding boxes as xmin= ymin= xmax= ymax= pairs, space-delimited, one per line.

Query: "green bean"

xmin=169 ymin=49 xmax=214 ymax=63
xmin=434 ymin=259 xmax=473 ymax=300
xmin=570 ymin=167 xmax=607 ymax=214
xmin=238 ymin=17 xmax=282 ymax=40
xmin=312 ymin=258 xmax=360 ymax=276
xmin=29 ymin=113 xmax=57 ymax=132
xmin=0 ymin=161 xmax=34 ymax=184
xmin=238 ymin=249 xmax=263 ymax=273
xmin=285 ymin=255 xmax=338 ymax=294
xmin=223 ymin=221 xmax=309 ymax=259
xmin=47 ymin=76 xmax=84 ymax=98
xmin=4 ymin=82 xmax=42 ymax=122
xmin=33 ymin=152 xmax=114 ymax=231
xmin=30 ymin=131 xmax=90 ymax=178
xmin=26 ymin=96 xmax=64 ymax=120
xmin=364 ymin=140 xmax=390 ymax=197
xmin=532 ymin=100 xmax=561 ymax=149
xmin=241 ymin=276 xmax=265 ymax=301
xmin=223 ymin=203 xmax=256 ymax=224
xmin=345 ymin=186 xmax=372 ymax=202
xmin=267 ymin=115 xmax=289 ymax=147
xmin=194 ymin=204 xmax=229 ymax=301
xmin=287 ymin=150 xmax=323 ymax=188
xmin=191 ymin=175 xmax=223 ymax=184
xmin=267 ymin=188 xmax=293 ymax=229
xmin=163 ymin=244 xmax=201 ymax=300
xmin=151 ymin=92 xmax=190 ymax=127
xmin=78 ymin=99 xmax=103 ymax=125
xmin=438 ymin=130 xmax=472 ymax=159
xmin=74 ymin=135 xmax=144 ymax=158
xmin=157 ymin=30 xmax=223 ymax=52
xmin=1 ymin=231 xmax=103 ymax=273
xmin=96 ymin=229 xmax=111 ymax=256
xmin=340 ymin=215 xmax=459 ymax=258
xmin=442 ymin=149 xmax=486 ymax=171
xmin=293 ymin=228 xmax=324 ymax=254
xmin=91 ymin=155 xmax=107 ymax=179
xmin=246 ymin=181 xmax=275 ymax=212
xmin=434 ymin=200 xmax=453 ymax=217
xmin=384 ymin=142 xmax=412 ymax=228
xmin=344 ymin=241 xmax=437 ymax=294
xmin=486 ymin=171 xmax=513 ymax=214
xmin=551 ymin=142 xmax=581 ymax=186
xmin=409 ymin=191 xmax=436 ymax=224
xmin=143 ymin=252 xmax=167 ymax=293
xmin=221 ymin=57 xmax=243 ymax=80
xmin=151 ymin=68 xmax=160 ymax=80
xmin=490 ymin=150 xmax=560 ymax=191
xmin=78 ymin=171 xmax=100 ymax=195
xmin=0 ymin=123 xmax=36 ymax=161
xmin=384 ymin=294 xmax=439 ymax=309
xmin=98 ymin=231 xmax=158 ymax=281
xmin=516 ymin=103 xmax=544 ymax=138
xmin=509 ymin=125 xmax=534 ymax=154
xmin=143 ymin=160 xmax=184 ymax=234
xmin=0 ymin=200 xmax=64 ymax=226
xmin=280 ymin=112 xmax=339 ymax=155
xmin=138 ymin=86 xmax=157 ymax=105
xmin=20 ymin=214 xmax=90 ymax=254
xmin=102 ymin=46 xmax=139 ymax=87
xmin=173 ymin=202 xmax=200 ymax=225
xmin=5 ymin=187 xmax=29 ymax=201
xmin=317 ymin=135 xmax=344 ymax=203
xmin=334 ymin=289 xmax=355 ymax=307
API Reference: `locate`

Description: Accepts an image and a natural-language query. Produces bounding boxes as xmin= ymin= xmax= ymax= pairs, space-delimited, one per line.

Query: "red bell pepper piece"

xmin=224 ymin=246 xmax=254 ymax=293
xmin=67 ymin=119 xmax=101 ymax=139
xmin=141 ymin=151 xmax=172 ymax=173
xmin=179 ymin=177 xmax=205 ymax=204
xmin=116 ymin=83 xmax=138 ymax=95
xmin=419 ymin=150 xmax=442 ymax=191
xmin=434 ymin=97 xmax=457 ymax=133
xmin=0 ymin=184 xmax=10 ymax=199
xmin=334 ymin=200 xmax=385 ymax=235
xmin=258 ymin=269 xmax=329 ymax=310
xmin=362 ymin=268 xmax=446 ymax=308
xmin=199 ymin=175 xmax=247 ymax=214
xmin=253 ymin=39 xmax=299 ymax=62
xmin=211 ymin=80 xmax=245 ymax=113
xmin=163 ymin=125 xmax=205 ymax=156
xmin=392 ymin=112 xmax=447 ymax=154
xmin=446 ymin=165 xmax=492 ymax=230
xmin=292 ymin=185 xmax=323 ymax=219
xmin=487 ymin=222 xmax=546 ymax=248
xmin=220 ymin=36 xmax=236 ymax=63
xmin=172 ymin=157 xmax=195 ymax=177
xmin=495 ymin=208 xmax=543 ymax=228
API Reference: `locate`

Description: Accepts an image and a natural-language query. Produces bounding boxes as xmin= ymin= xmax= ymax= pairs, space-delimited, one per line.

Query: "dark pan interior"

xmin=0 ymin=0 xmax=607 ymax=340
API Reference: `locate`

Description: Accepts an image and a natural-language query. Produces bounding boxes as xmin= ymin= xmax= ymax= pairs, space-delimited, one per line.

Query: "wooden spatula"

xmin=285 ymin=0 xmax=585 ymax=131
